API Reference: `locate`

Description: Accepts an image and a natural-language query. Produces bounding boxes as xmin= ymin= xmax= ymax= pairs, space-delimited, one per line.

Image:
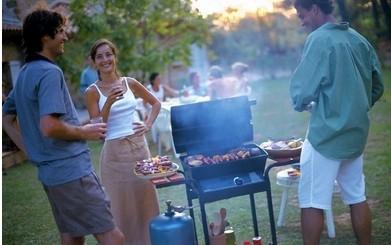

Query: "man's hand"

xmin=305 ymin=101 xmax=317 ymax=112
xmin=81 ymin=123 xmax=107 ymax=140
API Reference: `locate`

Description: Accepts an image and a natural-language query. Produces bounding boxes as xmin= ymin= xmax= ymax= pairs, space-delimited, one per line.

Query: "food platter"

xmin=260 ymin=139 xmax=303 ymax=159
xmin=134 ymin=156 xmax=179 ymax=180
xmin=134 ymin=163 xmax=179 ymax=179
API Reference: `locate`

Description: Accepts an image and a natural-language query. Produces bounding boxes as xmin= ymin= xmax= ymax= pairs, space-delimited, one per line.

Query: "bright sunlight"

xmin=191 ymin=0 xmax=282 ymax=16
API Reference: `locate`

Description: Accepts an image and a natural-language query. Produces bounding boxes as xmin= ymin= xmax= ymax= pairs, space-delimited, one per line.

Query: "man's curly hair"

xmin=22 ymin=9 xmax=66 ymax=55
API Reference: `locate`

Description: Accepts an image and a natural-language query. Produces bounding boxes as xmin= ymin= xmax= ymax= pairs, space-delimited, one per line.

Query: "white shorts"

xmin=298 ymin=139 xmax=366 ymax=210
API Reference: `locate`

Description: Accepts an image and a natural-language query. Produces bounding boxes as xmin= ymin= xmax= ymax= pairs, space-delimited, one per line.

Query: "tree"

xmin=379 ymin=0 xmax=391 ymax=37
xmin=371 ymin=0 xmax=381 ymax=30
xmin=336 ymin=0 xmax=349 ymax=22
xmin=58 ymin=0 xmax=209 ymax=85
xmin=207 ymin=11 xmax=305 ymax=75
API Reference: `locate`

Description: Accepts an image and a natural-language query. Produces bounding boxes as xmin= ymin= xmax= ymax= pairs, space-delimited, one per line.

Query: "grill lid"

xmin=171 ymin=96 xmax=255 ymax=155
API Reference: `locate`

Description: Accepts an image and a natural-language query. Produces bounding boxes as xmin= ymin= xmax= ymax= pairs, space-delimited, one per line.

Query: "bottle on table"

xmin=252 ymin=236 xmax=262 ymax=245
xmin=224 ymin=227 xmax=236 ymax=245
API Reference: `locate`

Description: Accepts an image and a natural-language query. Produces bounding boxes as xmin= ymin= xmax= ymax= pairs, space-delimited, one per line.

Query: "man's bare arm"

xmin=40 ymin=115 xmax=106 ymax=141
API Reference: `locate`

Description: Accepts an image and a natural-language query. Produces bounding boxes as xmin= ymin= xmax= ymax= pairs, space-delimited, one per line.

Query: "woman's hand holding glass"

xmin=107 ymin=86 xmax=124 ymax=106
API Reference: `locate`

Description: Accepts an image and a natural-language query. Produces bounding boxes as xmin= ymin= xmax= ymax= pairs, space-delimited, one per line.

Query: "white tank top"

xmin=147 ymin=84 xmax=164 ymax=101
xmin=92 ymin=77 xmax=138 ymax=140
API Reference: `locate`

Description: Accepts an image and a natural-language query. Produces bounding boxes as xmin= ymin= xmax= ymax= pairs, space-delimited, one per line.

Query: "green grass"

xmin=3 ymin=68 xmax=390 ymax=244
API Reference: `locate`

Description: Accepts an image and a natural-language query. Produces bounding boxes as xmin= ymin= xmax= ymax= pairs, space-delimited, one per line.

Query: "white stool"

xmin=276 ymin=168 xmax=339 ymax=238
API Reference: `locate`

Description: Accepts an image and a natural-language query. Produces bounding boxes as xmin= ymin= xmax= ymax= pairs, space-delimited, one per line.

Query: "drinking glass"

xmin=90 ymin=116 xmax=103 ymax=124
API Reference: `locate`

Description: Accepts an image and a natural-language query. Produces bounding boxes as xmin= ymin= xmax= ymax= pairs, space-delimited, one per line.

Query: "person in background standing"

xmin=2 ymin=9 xmax=124 ymax=245
xmin=290 ymin=1 xmax=384 ymax=244
xmin=85 ymin=39 xmax=161 ymax=245
xmin=80 ymin=55 xmax=99 ymax=94
xmin=207 ymin=65 xmax=236 ymax=100
xmin=231 ymin=62 xmax=251 ymax=97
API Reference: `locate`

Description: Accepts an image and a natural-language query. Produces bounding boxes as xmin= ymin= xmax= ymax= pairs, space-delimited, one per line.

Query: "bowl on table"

xmin=259 ymin=138 xmax=303 ymax=159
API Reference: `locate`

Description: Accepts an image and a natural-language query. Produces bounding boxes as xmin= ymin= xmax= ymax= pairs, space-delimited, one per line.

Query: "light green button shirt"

xmin=290 ymin=22 xmax=384 ymax=160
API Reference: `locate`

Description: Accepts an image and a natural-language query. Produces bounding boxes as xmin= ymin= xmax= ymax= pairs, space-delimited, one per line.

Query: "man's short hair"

xmin=294 ymin=0 xmax=334 ymax=14
xmin=231 ymin=62 xmax=249 ymax=74
xmin=208 ymin=66 xmax=223 ymax=79
xmin=22 ymin=9 xmax=66 ymax=55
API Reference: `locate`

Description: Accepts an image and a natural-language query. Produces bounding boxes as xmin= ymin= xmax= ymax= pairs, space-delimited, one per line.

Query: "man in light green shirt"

xmin=290 ymin=0 xmax=383 ymax=244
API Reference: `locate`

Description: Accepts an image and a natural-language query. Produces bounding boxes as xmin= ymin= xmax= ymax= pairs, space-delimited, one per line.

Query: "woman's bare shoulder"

xmin=85 ymin=83 xmax=100 ymax=97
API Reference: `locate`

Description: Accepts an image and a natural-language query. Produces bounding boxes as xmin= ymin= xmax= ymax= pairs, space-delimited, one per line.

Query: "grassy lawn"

xmin=3 ymin=68 xmax=390 ymax=245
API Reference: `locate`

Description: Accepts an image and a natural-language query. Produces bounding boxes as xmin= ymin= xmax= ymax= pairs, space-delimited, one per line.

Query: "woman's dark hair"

xmin=294 ymin=0 xmax=334 ymax=14
xmin=89 ymin=39 xmax=120 ymax=80
xmin=22 ymin=9 xmax=66 ymax=55
xmin=149 ymin=72 xmax=160 ymax=85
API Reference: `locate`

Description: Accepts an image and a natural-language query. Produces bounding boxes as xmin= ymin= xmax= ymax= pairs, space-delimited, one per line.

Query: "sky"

xmin=191 ymin=0 xmax=283 ymax=16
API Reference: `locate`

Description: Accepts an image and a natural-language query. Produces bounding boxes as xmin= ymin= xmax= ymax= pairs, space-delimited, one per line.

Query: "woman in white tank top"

xmin=84 ymin=39 xmax=161 ymax=245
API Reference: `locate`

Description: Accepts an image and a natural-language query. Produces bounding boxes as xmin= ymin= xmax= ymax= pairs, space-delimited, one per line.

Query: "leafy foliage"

xmin=207 ymin=11 xmax=306 ymax=75
xmin=58 ymin=0 xmax=209 ymax=85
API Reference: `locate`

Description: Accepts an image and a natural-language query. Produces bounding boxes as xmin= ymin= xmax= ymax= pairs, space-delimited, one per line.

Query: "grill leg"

xmin=186 ymin=185 xmax=198 ymax=245
xmin=266 ymin=187 xmax=278 ymax=245
xmin=249 ymin=193 xmax=259 ymax=237
xmin=199 ymin=201 xmax=210 ymax=245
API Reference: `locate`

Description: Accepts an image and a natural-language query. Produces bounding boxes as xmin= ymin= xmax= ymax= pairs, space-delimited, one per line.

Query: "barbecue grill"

xmin=171 ymin=96 xmax=284 ymax=245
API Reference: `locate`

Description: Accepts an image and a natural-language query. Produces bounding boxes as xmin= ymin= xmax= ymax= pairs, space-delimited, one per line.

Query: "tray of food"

xmin=134 ymin=155 xmax=179 ymax=179
xmin=260 ymin=138 xmax=303 ymax=159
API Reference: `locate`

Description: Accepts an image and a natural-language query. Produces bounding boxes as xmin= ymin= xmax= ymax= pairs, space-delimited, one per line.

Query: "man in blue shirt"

xmin=291 ymin=1 xmax=384 ymax=244
xmin=80 ymin=55 xmax=98 ymax=94
xmin=2 ymin=9 xmax=124 ymax=244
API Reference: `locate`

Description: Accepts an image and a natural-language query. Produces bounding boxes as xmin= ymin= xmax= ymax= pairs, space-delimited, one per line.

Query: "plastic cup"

xmin=90 ymin=116 xmax=103 ymax=124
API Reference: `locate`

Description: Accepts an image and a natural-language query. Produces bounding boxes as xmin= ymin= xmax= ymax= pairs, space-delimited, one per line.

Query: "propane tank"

xmin=149 ymin=200 xmax=196 ymax=245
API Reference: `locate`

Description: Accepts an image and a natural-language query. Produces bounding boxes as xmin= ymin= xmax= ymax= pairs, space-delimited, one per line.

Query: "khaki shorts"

xmin=43 ymin=172 xmax=115 ymax=237
xmin=299 ymin=139 xmax=366 ymax=210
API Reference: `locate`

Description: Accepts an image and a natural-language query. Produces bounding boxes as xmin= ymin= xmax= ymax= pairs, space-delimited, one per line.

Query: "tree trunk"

xmin=379 ymin=0 xmax=391 ymax=38
xmin=371 ymin=0 xmax=381 ymax=30
xmin=336 ymin=0 xmax=349 ymax=22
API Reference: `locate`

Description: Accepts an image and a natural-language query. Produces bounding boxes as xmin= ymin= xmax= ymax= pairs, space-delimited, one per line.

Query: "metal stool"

xmin=276 ymin=168 xmax=339 ymax=238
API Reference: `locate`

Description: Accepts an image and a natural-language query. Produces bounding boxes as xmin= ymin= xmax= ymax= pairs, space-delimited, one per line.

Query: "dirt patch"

xmin=334 ymin=212 xmax=351 ymax=225
xmin=334 ymin=198 xmax=382 ymax=226
xmin=367 ymin=198 xmax=380 ymax=208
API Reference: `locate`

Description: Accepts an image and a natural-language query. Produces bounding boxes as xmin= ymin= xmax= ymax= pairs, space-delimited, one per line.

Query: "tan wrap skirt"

xmin=100 ymin=135 xmax=159 ymax=245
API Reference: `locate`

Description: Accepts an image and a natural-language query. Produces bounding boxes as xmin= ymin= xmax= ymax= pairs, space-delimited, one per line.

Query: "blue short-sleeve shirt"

xmin=3 ymin=54 xmax=93 ymax=186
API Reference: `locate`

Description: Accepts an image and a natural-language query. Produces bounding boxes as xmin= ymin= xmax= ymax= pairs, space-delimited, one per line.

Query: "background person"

xmin=290 ymin=0 xmax=384 ymax=244
xmin=146 ymin=72 xmax=179 ymax=104
xmin=144 ymin=72 xmax=178 ymax=152
xmin=80 ymin=55 xmax=99 ymax=94
xmin=2 ymin=9 xmax=124 ymax=245
xmin=85 ymin=39 xmax=161 ymax=245
xmin=207 ymin=65 xmax=236 ymax=99
xmin=231 ymin=62 xmax=251 ymax=96
xmin=187 ymin=71 xmax=207 ymax=96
